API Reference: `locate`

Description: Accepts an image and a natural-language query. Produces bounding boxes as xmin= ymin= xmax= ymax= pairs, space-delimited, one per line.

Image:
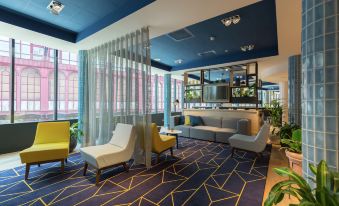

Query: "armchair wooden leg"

xmin=83 ymin=162 xmax=88 ymax=176
xmin=231 ymin=148 xmax=235 ymax=157
xmin=25 ymin=164 xmax=30 ymax=180
xmin=65 ymin=158 xmax=68 ymax=164
xmin=170 ymin=147 xmax=174 ymax=157
xmin=95 ymin=169 xmax=101 ymax=186
xmin=61 ymin=160 xmax=65 ymax=173
xmin=38 ymin=163 xmax=40 ymax=167
xmin=123 ymin=162 xmax=129 ymax=172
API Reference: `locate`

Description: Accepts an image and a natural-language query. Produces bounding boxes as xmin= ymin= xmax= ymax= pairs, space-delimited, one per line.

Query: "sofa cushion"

xmin=190 ymin=116 xmax=203 ymax=126
xmin=179 ymin=116 xmax=185 ymax=125
xmin=174 ymin=125 xmax=191 ymax=137
xmin=190 ymin=126 xmax=216 ymax=141
xmin=221 ymin=118 xmax=239 ymax=130
xmin=201 ymin=116 xmax=221 ymax=127
xmin=215 ymin=128 xmax=237 ymax=143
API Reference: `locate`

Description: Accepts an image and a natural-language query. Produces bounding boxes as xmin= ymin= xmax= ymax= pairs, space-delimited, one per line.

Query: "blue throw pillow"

xmin=179 ymin=116 xmax=185 ymax=125
xmin=190 ymin=116 xmax=202 ymax=126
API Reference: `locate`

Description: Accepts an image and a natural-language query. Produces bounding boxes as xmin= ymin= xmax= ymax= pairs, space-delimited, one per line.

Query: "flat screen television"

xmin=203 ymin=84 xmax=230 ymax=102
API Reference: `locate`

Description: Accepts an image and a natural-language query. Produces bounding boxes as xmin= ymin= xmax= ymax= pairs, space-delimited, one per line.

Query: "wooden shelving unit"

xmin=184 ymin=62 xmax=262 ymax=109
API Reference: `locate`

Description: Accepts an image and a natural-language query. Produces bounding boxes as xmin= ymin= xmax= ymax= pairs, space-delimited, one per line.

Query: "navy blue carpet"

xmin=0 ymin=138 xmax=271 ymax=206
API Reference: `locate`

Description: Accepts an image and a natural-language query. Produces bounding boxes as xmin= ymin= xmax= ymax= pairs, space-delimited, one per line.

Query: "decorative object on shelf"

xmin=281 ymin=129 xmax=302 ymax=175
xmin=264 ymin=160 xmax=339 ymax=206
xmin=69 ymin=122 xmax=83 ymax=153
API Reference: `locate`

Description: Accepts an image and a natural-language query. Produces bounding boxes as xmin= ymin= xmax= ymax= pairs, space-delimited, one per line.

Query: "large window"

xmin=0 ymin=36 xmax=79 ymax=124
xmin=58 ymin=50 xmax=78 ymax=119
xmin=0 ymin=67 xmax=10 ymax=123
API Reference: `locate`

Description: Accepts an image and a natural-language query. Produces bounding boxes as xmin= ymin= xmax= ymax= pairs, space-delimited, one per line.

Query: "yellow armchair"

xmin=151 ymin=123 xmax=176 ymax=163
xmin=19 ymin=121 xmax=70 ymax=180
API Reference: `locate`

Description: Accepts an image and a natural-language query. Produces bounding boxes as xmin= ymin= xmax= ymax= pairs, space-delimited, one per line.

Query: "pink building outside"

xmin=0 ymin=36 xmax=183 ymax=124
xmin=0 ymin=37 xmax=78 ymax=123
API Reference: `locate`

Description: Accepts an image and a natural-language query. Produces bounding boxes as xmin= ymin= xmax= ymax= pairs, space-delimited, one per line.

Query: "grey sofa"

xmin=170 ymin=115 xmax=250 ymax=143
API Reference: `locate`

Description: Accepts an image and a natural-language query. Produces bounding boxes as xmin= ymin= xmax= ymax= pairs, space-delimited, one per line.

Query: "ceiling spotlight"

xmin=174 ymin=59 xmax=183 ymax=64
xmin=221 ymin=15 xmax=241 ymax=27
xmin=240 ymin=44 xmax=255 ymax=52
xmin=240 ymin=46 xmax=247 ymax=52
xmin=47 ymin=0 xmax=64 ymax=15
xmin=209 ymin=36 xmax=216 ymax=41
xmin=248 ymin=44 xmax=255 ymax=50
xmin=225 ymin=49 xmax=228 ymax=53
xmin=232 ymin=15 xmax=241 ymax=24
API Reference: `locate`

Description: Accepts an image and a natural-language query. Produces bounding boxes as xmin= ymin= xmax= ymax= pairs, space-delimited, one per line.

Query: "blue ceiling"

xmin=151 ymin=0 xmax=278 ymax=71
xmin=0 ymin=0 xmax=155 ymax=42
xmin=0 ymin=0 xmax=278 ymax=72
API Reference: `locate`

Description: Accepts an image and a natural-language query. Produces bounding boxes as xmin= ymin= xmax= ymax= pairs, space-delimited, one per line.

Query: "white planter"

xmin=269 ymin=125 xmax=280 ymax=144
xmin=285 ymin=150 xmax=303 ymax=176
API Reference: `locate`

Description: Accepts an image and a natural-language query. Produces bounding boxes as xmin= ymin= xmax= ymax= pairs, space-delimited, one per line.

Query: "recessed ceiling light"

xmin=209 ymin=36 xmax=216 ymax=41
xmin=47 ymin=0 xmax=64 ymax=15
xmin=174 ymin=59 xmax=183 ymax=64
xmin=154 ymin=58 xmax=161 ymax=62
xmin=225 ymin=50 xmax=228 ymax=53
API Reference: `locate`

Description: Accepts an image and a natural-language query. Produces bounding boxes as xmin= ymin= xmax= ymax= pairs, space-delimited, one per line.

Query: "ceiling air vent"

xmin=197 ymin=50 xmax=216 ymax=57
xmin=167 ymin=28 xmax=194 ymax=41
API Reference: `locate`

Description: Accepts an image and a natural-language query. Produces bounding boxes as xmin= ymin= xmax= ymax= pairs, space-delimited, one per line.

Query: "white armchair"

xmin=229 ymin=123 xmax=270 ymax=157
xmin=80 ymin=123 xmax=136 ymax=185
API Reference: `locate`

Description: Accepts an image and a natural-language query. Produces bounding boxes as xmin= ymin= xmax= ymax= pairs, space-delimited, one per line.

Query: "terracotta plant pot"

xmin=285 ymin=150 xmax=302 ymax=176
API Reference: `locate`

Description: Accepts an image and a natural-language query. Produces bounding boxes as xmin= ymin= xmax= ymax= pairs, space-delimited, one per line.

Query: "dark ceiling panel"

xmin=150 ymin=0 xmax=279 ymax=71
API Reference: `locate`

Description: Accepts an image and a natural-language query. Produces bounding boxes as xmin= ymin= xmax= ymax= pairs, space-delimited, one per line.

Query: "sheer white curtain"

xmin=79 ymin=27 xmax=152 ymax=167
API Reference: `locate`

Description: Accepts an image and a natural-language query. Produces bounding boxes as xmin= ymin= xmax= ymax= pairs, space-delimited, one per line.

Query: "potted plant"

xmin=281 ymin=129 xmax=302 ymax=175
xmin=265 ymin=100 xmax=283 ymax=143
xmin=266 ymin=100 xmax=283 ymax=127
xmin=265 ymin=160 xmax=339 ymax=206
xmin=279 ymin=122 xmax=300 ymax=147
xmin=69 ymin=122 xmax=83 ymax=153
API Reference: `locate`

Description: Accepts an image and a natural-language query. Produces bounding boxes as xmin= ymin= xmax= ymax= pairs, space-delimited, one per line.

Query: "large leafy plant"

xmin=266 ymin=100 xmax=283 ymax=127
xmin=280 ymin=122 xmax=300 ymax=140
xmin=265 ymin=160 xmax=339 ymax=206
xmin=281 ymin=129 xmax=302 ymax=154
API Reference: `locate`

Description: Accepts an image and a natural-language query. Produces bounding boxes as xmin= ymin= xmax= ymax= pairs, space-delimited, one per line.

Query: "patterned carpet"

xmin=0 ymin=138 xmax=271 ymax=206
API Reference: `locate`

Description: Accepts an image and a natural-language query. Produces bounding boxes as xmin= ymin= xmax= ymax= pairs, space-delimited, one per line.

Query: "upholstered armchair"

xmin=19 ymin=121 xmax=70 ymax=180
xmin=80 ymin=123 xmax=136 ymax=185
xmin=151 ymin=123 xmax=176 ymax=163
xmin=229 ymin=123 xmax=270 ymax=157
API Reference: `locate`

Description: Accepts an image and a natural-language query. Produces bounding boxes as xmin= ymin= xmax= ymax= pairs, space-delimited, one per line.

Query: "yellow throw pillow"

xmin=184 ymin=115 xmax=191 ymax=125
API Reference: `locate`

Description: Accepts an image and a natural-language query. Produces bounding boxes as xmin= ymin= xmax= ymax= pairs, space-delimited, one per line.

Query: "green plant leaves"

xmin=265 ymin=161 xmax=339 ymax=206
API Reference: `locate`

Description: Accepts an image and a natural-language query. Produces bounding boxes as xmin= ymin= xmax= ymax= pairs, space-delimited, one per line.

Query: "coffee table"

xmin=163 ymin=129 xmax=182 ymax=149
